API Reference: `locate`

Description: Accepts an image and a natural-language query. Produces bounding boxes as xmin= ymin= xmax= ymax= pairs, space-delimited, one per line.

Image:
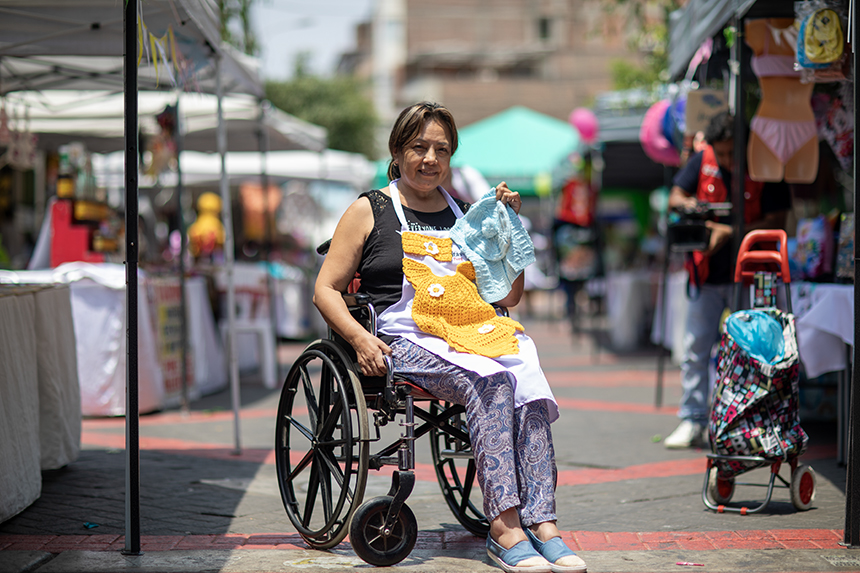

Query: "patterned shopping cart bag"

xmin=708 ymin=307 xmax=808 ymax=479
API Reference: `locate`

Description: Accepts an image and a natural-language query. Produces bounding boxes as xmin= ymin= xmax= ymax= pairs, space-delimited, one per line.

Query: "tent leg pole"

xmin=175 ymin=98 xmax=190 ymax=415
xmin=843 ymin=12 xmax=860 ymax=546
xmin=217 ymin=56 xmax=241 ymax=454
xmin=259 ymin=101 xmax=279 ymax=388
xmin=122 ymin=0 xmax=141 ymax=556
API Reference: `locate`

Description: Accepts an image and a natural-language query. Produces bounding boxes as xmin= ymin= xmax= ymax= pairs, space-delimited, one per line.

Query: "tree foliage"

xmin=602 ymin=0 xmax=681 ymax=89
xmin=217 ymin=0 xmax=258 ymax=56
xmin=265 ymin=58 xmax=378 ymax=158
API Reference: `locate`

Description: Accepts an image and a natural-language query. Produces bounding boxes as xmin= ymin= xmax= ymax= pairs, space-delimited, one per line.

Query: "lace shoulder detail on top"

xmin=359 ymin=189 xmax=390 ymax=220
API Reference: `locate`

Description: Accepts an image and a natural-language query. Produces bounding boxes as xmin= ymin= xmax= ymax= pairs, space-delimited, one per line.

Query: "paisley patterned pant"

xmin=390 ymin=337 xmax=557 ymax=525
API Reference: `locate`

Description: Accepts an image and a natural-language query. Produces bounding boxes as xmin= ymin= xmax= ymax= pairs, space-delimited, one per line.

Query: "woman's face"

xmin=394 ymin=119 xmax=452 ymax=196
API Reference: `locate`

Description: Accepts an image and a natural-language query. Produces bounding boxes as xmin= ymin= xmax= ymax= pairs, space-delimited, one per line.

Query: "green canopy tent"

xmin=451 ymin=106 xmax=580 ymax=196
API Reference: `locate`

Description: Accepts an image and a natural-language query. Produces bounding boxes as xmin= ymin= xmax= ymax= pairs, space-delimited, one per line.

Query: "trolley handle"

xmin=734 ymin=229 xmax=790 ymax=285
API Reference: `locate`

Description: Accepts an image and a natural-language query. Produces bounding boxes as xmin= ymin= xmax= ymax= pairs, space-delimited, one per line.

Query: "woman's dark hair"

xmin=704 ymin=111 xmax=735 ymax=145
xmin=387 ymin=102 xmax=458 ymax=181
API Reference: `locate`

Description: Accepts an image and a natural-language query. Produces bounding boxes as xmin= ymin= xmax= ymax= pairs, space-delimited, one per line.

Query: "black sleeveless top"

xmin=356 ymin=189 xmax=470 ymax=315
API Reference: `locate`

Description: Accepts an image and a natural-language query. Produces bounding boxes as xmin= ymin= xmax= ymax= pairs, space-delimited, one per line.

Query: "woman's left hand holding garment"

xmin=489 ymin=181 xmax=525 ymax=308
xmin=495 ymin=181 xmax=522 ymax=215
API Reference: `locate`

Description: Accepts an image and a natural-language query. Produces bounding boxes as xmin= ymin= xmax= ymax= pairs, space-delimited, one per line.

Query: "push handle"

xmin=734 ymin=229 xmax=791 ymax=284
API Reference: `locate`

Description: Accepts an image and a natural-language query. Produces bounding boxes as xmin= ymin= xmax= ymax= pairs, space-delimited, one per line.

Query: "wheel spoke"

xmin=317 ymin=447 xmax=348 ymax=488
xmin=302 ymin=457 xmax=321 ymax=527
xmin=288 ymin=449 xmax=314 ymax=482
xmin=288 ymin=416 xmax=315 ymax=443
xmin=318 ymin=398 xmax=344 ymax=440
xmin=299 ymin=367 xmax=320 ymax=430
xmin=317 ymin=450 xmax=334 ymax=525
xmin=459 ymin=460 xmax=477 ymax=513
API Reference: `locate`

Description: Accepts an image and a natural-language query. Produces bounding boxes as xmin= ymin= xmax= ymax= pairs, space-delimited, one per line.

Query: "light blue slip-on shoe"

xmin=524 ymin=529 xmax=587 ymax=573
xmin=486 ymin=535 xmax=552 ymax=573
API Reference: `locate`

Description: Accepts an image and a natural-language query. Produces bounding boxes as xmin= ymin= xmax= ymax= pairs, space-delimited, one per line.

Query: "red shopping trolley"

xmin=702 ymin=229 xmax=816 ymax=514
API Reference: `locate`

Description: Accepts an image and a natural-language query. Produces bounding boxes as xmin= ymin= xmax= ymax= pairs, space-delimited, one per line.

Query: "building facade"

xmin=338 ymin=0 xmax=652 ymax=133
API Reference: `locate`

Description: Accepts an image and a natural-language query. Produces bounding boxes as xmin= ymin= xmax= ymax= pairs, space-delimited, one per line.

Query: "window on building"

xmin=537 ymin=17 xmax=552 ymax=41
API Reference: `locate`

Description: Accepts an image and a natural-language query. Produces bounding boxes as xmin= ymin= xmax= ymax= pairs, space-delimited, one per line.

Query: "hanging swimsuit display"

xmin=377 ymin=180 xmax=559 ymax=422
xmin=747 ymin=19 xmax=818 ymax=183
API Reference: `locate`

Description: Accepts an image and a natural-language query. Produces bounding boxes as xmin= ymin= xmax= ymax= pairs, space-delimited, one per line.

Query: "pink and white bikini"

xmin=749 ymin=23 xmax=818 ymax=164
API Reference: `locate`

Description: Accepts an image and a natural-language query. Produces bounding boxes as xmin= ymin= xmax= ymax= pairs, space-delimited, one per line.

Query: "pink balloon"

xmin=639 ymin=99 xmax=680 ymax=167
xmin=569 ymin=107 xmax=599 ymax=144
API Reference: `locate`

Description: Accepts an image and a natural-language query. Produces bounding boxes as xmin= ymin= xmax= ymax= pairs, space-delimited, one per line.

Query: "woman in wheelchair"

xmin=313 ymin=101 xmax=585 ymax=573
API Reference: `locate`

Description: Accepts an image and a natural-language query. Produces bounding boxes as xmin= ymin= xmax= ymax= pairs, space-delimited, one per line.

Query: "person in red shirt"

xmin=664 ymin=112 xmax=791 ymax=449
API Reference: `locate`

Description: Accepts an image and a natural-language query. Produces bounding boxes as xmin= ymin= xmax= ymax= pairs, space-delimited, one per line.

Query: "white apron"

xmin=377 ymin=180 xmax=559 ymax=422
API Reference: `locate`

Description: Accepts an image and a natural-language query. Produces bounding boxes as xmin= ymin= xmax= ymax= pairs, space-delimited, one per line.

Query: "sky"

xmin=250 ymin=0 xmax=375 ymax=80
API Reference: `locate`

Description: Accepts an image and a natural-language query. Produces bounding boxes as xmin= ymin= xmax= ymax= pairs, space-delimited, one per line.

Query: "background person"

xmin=314 ymin=101 xmax=586 ymax=573
xmin=664 ymin=111 xmax=791 ymax=449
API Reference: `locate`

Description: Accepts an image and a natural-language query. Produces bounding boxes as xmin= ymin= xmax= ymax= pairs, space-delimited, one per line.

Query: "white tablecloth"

xmin=0 ymin=263 xmax=226 ymax=416
xmin=0 ymin=288 xmax=40 ymax=523
xmin=606 ymin=270 xmax=658 ymax=351
xmin=791 ymin=282 xmax=853 ymax=378
xmin=34 ymin=285 xmax=81 ymax=470
xmin=650 ymin=270 xmax=691 ymax=363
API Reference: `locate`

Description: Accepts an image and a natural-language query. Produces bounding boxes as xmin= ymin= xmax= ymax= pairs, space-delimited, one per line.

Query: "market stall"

xmin=665 ymin=0 xmax=857 ymax=542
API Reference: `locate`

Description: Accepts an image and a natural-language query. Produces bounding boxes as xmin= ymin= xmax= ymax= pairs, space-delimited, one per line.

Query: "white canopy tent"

xmin=0 ymin=0 xmax=329 ymax=552
xmin=2 ymin=89 xmax=326 ymax=154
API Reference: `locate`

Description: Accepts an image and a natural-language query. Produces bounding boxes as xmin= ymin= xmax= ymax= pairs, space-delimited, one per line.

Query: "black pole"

xmin=730 ymin=13 xmax=746 ymax=306
xmin=655 ymin=165 xmax=673 ymax=408
xmin=843 ymin=0 xmax=860 ymax=547
xmin=175 ymin=100 xmax=190 ymax=414
xmin=122 ymin=0 xmax=141 ymax=556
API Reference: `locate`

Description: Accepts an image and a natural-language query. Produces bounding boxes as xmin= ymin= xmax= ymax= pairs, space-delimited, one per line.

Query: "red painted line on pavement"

xmin=83 ymin=408 xmax=277 ymax=428
xmin=83 ymin=396 xmax=672 ymax=436
xmin=0 ymin=529 xmax=843 ymax=553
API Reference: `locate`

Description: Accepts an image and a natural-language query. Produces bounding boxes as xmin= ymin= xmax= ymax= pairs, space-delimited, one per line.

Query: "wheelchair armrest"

xmin=316 ymin=239 xmax=332 ymax=255
xmin=343 ymin=292 xmax=371 ymax=308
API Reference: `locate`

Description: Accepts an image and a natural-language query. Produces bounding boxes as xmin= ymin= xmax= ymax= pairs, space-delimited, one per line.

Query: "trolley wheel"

xmin=707 ymin=466 xmax=735 ymax=505
xmin=429 ymin=402 xmax=490 ymax=537
xmin=274 ymin=339 xmax=369 ymax=549
xmin=349 ymin=496 xmax=417 ymax=566
xmin=790 ymin=464 xmax=816 ymax=511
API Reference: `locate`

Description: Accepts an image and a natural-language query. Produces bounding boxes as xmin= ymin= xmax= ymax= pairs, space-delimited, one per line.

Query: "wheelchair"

xmin=274 ymin=247 xmax=490 ymax=566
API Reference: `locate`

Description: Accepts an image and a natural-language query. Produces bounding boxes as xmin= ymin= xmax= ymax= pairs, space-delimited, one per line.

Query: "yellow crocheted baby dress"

xmin=403 ymin=258 xmax=523 ymax=357
xmin=401 ymin=231 xmax=453 ymax=262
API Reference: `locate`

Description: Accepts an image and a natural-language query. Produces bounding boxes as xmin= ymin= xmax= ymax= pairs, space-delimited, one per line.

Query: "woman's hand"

xmin=495 ymin=181 xmax=522 ymax=215
xmin=352 ymin=331 xmax=392 ymax=377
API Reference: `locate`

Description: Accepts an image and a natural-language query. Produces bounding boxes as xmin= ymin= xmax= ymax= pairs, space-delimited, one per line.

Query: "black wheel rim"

xmin=275 ymin=343 xmax=363 ymax=542
xmin=363 ymin=505 xmax=408 ymax=552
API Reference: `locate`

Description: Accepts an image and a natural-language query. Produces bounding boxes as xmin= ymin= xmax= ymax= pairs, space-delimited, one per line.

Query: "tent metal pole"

xmin=259 ymin=101 xmax=279 ymax=386
xmin=843 ymin=0 xmax=860 ymax=545
xmin=122 ymin=0 xmax=141 ymax=556
xmin=217 ymin=56 xmax=242 ymax=454
xmin=730 ymin=11 xmax=746 ymax=309
xmin=175 ymin=96 xmax=190 ymax=415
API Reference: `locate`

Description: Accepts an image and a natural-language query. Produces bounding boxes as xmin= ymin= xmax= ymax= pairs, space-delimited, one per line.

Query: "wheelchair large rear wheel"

xmin=429 ymin=402 xmax=489 ymax=537
xmin=275 ymin=339 xmax=369 ymax=549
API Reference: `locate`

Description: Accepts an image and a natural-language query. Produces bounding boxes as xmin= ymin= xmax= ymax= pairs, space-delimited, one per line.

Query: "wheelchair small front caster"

xmin=349 ymin=496 xmax=417 ymax=566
